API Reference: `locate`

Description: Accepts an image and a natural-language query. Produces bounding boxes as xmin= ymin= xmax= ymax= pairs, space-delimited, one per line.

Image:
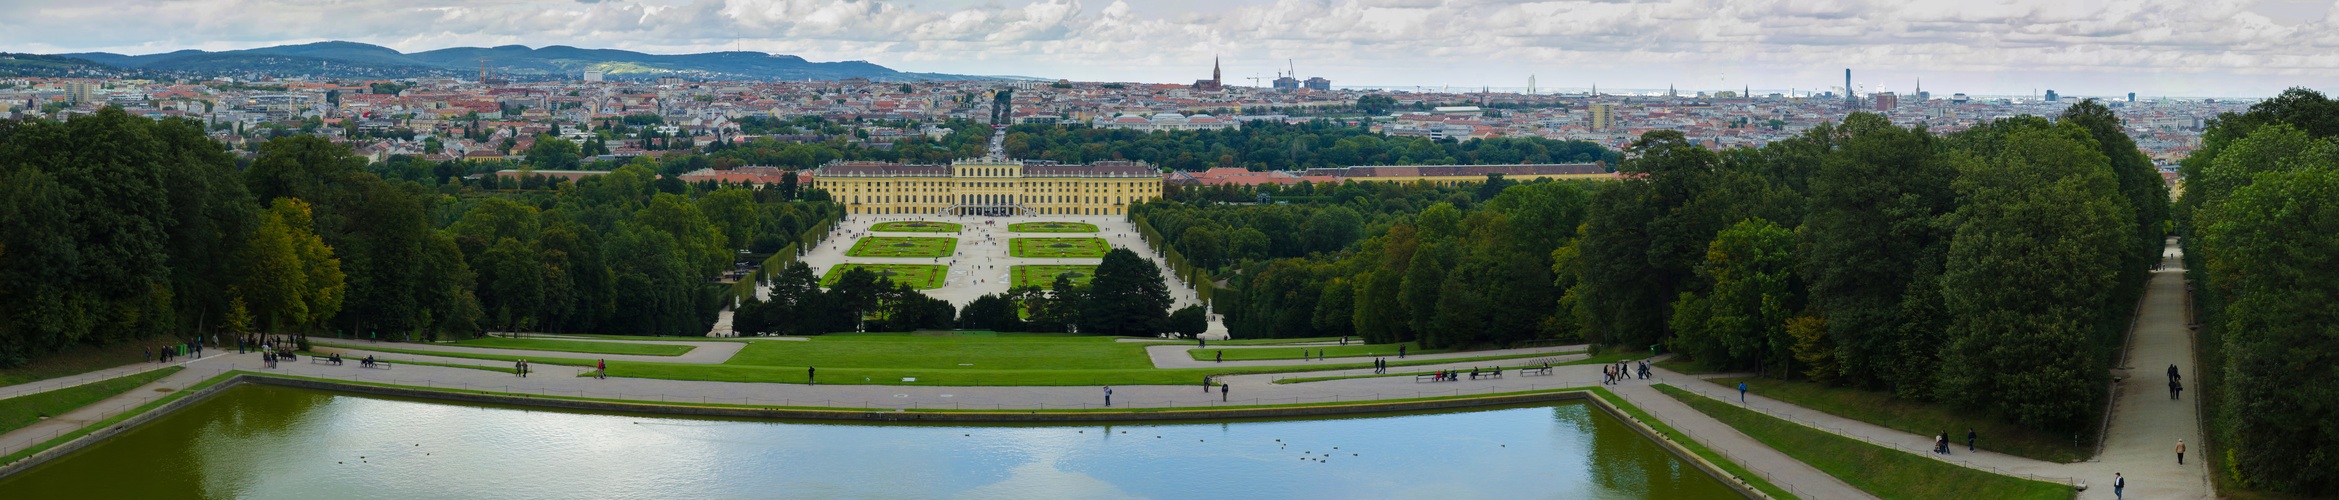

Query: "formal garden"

xmin=846 ymin=237 xmax=958 ymax=258
xmin=1009 ymin=237 xmax=1111 ymax=258
xmin=1011 ymin=265 xmax=1097 ymax=288
xmin=871 ymin=221 xmax=963 ymax=233
xmin=1007 ymin=221 xmax=1099 ymax=233
xmin=819 ymin=263 xmax=949 ymax=289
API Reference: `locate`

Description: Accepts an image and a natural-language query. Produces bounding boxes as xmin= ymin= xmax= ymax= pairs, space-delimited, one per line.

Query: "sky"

xmin=5 ymin=0 xmax=2339 ymax=98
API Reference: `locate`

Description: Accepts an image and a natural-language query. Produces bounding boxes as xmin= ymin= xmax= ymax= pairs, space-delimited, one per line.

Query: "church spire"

xmin=1212 ymin=56 xmax=1221 ymax=85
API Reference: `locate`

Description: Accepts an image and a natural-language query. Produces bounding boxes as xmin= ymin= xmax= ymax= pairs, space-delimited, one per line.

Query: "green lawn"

xmin=1655 ymin=357 xmax=1734 ymax=375
xmin=1657 ymin=384 xmax=2073 ymax=500
xmin=1008 ymin=221 xmax=1099 ymax=233
xmin=725 ymin=335 xmax=1152 ymax=370
xmin=846 ymin=237 xmax=958 ymax=258
xmin=0 ymin=367 xmax=182 ymax=434
xmin=447 ymin=337 xmax=696 ymax=356
xmin=1715 ymin=376 xmax=2090 ymax=463
xmin=1009 ymin=237 xmax=1111 ymax=258
xmin=871 ymin=221 xmax=962 ymax=233
xmin=820 ymin=264 xmax=949 ymax=289
xmin=1189 ymin=342 xmax=1443 ymax=361
xmin=1012 ymin=265 xmax=1097 ymax=288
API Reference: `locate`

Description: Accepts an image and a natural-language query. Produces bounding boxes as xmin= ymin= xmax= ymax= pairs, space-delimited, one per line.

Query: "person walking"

xmin=1221 ymin=383 xmax=1229 ymax=402
xmin=2171 ymin=379 xmax=2182 ymax=400
xmin=1215 ymin=351 xmax=1222 ymax=363
xmin=1203 ymin=376 xmax=1211 ymax=393
xmin=1399 ymin=345 xmax=1406 ymax=358
xmin=1966 ymin=428 xmax=1977 ymax=452
xmin=1103 ymin=386 xmax=1113 ymax=407
xmin=2176 ymin=439 xmax=2186 ymax=464
xmin=1738 ymin=382 xmax=1748 ymax=403
xmin=808 ymin=366 xmax=816 ymax=385
xmin=598 ymin=359 xmax=607 ymax=379
xmin=2113 ymin=472 xmax=2125 ymax=499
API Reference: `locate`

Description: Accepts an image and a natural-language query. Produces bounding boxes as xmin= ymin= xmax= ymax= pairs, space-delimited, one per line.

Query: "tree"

xmin=523 ymin=134 xmax=582 ymax=171
xmin=1668 ymin=218 xmax=1799 ymax=375
xmin=1357 ymin=94 xmax=1397 ymax=115
xmin=236 ymin=198 xmax=346 ymax=334
xmin=1080 ymin=249 xmax=1173 ymax=336
xmin=1935 ymin=125 xmax=2131 ymax=433
xmin=958 ymin=293 xmax=1024 ymax=331
xmin=1799 ymin=113 xmax=1956 ymax=395
xmin=2200 ymin=165 xmax=2339 ymax=493
xmin=1169 ymin=304 xmax=1208 ymax=337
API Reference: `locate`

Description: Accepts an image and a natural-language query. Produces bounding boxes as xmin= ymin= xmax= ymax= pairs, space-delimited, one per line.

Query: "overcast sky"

xmin=6 ymin=0 xmax=2337 ymax=97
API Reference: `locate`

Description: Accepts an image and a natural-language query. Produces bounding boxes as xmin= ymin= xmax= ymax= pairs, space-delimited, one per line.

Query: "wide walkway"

xmin=0 ymin=352 xmax=206 ymax=401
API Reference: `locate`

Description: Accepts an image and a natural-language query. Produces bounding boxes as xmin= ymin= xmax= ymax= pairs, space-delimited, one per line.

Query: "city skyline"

xmin=5 ymin=0 xmax=2338 ymax=98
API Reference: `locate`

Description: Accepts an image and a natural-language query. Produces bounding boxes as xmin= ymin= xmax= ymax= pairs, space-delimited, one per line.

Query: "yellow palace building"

xmin=808 ymin=158 xmax=1165 ymax=217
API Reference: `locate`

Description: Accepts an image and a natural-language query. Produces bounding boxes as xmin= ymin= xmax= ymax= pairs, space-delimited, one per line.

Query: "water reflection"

xmin=0 ymin=385 xmax=1737 ymax=499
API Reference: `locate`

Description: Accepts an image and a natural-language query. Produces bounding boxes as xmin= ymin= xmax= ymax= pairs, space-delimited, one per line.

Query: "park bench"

xmin=359 ymin=359 xmax=393 ymax=370
xmin=310 ymin=356 xmax=344 ymax=366
xmin=1414 ymin=374 xmax=1458 ymax=383
xmin=1516 ymin=366 xmax=1554 ymax=377
xmin=1468 ymin=370 xmax=1501 ymax=380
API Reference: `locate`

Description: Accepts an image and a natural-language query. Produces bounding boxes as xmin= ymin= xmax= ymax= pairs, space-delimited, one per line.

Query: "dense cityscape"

xmin=2 ymin=61 xmax=2237 ymax=180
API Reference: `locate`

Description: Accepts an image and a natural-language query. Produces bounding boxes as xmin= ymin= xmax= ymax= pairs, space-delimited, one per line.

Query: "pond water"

xmin=0 ymin=385 xmax=1737 ymax=499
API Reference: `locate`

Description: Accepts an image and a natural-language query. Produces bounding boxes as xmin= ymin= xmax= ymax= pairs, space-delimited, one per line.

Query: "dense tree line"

xmin=2176 ymin=88 xmax=2339 ymax=495
xmin=1142 ymin=106 xmax=2164 ymax=436
xmin=1134 ymin=177 xmax=1593 ymax=347
xmin=0 ymin=109 xmax=839 ymax=367
xmin=730 ymin=263 xmax=955 ymax=335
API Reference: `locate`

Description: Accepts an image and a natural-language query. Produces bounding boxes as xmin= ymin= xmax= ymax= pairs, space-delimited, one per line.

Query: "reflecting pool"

xmin=0 ymin=384 xmax=1737 ymax=499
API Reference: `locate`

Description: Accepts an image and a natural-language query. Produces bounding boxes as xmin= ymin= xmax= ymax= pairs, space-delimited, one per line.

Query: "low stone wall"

xmin=250 ymin=375 xmax=1589 ymax=422
xmin=0 ymin=373 xmax=247 ymax=480
xmin=1585 ymin=393 xmax=1768 ymax=499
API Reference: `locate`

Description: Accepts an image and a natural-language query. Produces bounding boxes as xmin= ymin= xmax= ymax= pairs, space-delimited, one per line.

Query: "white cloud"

xmin=0 ymin=0 xmax=2332 ymax=96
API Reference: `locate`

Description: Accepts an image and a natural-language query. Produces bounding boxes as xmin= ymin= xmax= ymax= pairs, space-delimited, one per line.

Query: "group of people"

xmin=2168 ymin=363 xmax=2184 ymax=400
xmin=513 ymin=359 xmax=532 ymax=377
xmin=1602 ymin=360 xmax=1648 ymax=385
xmin=1370 ymin=358 xmax=1389 ymax=374
xmin=1933 ymin=429 xmax=1975 ymax=454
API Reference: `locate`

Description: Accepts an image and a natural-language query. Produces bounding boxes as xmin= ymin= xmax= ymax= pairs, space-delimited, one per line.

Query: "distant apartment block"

xmin=1090 ymin=113 xmax=1239 ymax=132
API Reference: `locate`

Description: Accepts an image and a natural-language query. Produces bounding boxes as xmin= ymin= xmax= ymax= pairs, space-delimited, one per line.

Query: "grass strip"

xmin=446 ymin=337 xmax=695 ymax=356
xmin=1656 ymin=384 xmax=2073 ymax=500
xmin=1190 ymin=342 xmax=1445 ymax=361
xmin=1272 ymin=351 xmax=1617 ymax=384
xmin=1715 ymin=376 xmax=2089 ymax=463
xmin=0 ymin=370 xmax=236 ymax=467
xmin=1591 ymin=386 xmax=1797 ymax=499
xmin=0 ymin=367 xmax=184 ymax=435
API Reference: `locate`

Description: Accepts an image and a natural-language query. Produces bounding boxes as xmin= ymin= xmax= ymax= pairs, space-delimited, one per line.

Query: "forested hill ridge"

xmin=38 ymin=41 xmax=979 ymax=81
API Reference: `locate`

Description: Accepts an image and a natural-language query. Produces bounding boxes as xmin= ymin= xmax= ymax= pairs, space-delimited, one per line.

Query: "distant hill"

xmin=0 ymin=53 xmax=161 ymax=79
xmin=47 ymin=41 xmax=984 ymax=81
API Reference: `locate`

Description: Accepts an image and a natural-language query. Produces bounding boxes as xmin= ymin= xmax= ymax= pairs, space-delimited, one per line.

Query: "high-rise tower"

xmin=1845 ymin=69 xmax=1855 ymax=107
